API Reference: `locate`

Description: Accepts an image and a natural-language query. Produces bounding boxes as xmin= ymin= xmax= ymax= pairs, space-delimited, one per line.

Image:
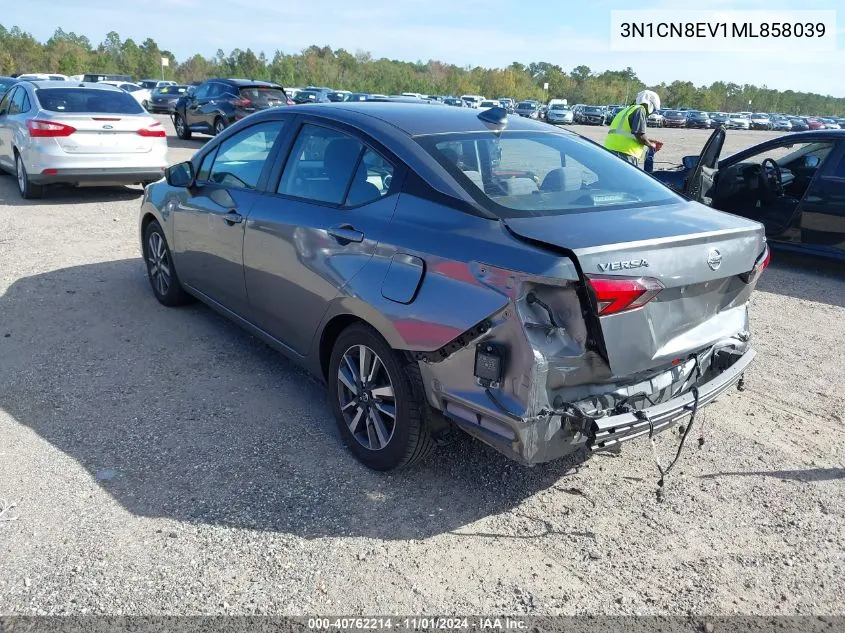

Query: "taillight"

xmin=587 ymin=275 xmax=664 ymax=316
xmin=740 ymin=245 xmax=770 ymax=284
xmin=230 ymin=97 xmax=251 ymax=107
xmin=27 ymin=119 xmax=76 ymax=137
xmin=137 ymin=122 xmax=166 ymax=137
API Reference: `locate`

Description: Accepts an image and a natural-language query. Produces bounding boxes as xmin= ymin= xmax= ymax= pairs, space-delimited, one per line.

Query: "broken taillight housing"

xmin=587 ymin=275 xmax=664 ymax=316
xmin=740 ymin=245 xmax=770 ymax=284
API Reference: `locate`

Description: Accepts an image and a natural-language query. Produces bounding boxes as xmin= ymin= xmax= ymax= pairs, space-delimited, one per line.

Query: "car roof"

xmin=22 ymin=80 xmax=123 ymax=91
xmin=207 ymin=78 xmax=282 ymax=87
xmin=278 ymin=102 xmax=556 ymax=136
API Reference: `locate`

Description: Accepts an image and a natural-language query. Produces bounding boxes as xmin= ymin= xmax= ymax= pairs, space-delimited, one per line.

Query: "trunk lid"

xmin=45 ymin=113 xmax=159 ymax=154
xmin=505 ymin=200 xmax=766 ymax=377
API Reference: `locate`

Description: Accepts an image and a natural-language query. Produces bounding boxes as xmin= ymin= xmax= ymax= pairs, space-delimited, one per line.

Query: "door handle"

xmin=327 ymin=224 xmax=364 ymax=243
xmin=221 ymin=210 xmax=243 ymax=225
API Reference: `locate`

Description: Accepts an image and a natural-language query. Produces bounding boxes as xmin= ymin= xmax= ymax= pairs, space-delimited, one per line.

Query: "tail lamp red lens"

xmin=740 ymin=245 xmax=770 ymax=283
xmin=587 ymin=275 xmax=664 ymax=316
xmin=137 ymin=122 xmax=166 ymax=137
xmin=230 ymin=98 xmax=251 ymax=107
xmin=27 ymin=119 xmax=76 ymax=137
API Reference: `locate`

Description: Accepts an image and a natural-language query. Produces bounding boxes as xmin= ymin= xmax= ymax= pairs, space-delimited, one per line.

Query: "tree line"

xmin=2 ymin=25 xmax=844 ymax=116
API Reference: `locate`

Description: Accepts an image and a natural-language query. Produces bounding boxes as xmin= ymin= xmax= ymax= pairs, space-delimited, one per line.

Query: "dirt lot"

xmin=0 ymin=116 xmax=843 ymax=617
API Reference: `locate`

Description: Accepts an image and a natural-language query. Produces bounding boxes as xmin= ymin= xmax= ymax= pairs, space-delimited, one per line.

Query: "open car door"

xmin=683 ymin=127 xmax=726 ymax=205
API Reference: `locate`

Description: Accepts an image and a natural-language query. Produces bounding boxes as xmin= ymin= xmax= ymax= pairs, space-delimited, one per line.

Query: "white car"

xmin=0 ymin=81 xmax=168 ymax=198
xmin=726 ymin=113 xmax=751 ymax=130
xmin=101 ymin=81 xmax=152 ymax=110
xmin=16 ymin=73 xmax=68 ymax=81
xmin=138 ymin=79 xmax=177 ymax=91
xmin=460 ymin=95 xmax=484 ymax=108
xmin=545 ymin=103 xmax=574 ymax=124
xmin=478 ymin=100 xmax=500 ymax=110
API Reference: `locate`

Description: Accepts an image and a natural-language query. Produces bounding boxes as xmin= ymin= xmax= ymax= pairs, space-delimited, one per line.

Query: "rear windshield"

xmin=419 ymin=131 xmax=678 ymax=218
xmin=35 ymin=88 xmax=144 ymax=114
xmin=239 ymin=87 xmax=286 ymax=105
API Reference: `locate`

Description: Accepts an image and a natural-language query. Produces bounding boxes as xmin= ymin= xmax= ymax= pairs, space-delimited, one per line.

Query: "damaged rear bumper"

xmin=424 ymin=344 xmax=756 ymax=466
xmin=589 ymin=347 xmax=755 ymax=450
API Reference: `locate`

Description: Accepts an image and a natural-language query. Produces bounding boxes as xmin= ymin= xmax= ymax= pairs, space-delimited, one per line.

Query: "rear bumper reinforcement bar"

xmin=590 ymin=348 xmax=756 ymax=450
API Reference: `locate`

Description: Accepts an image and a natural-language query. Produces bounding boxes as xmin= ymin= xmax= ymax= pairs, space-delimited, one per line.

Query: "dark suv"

xmin=173 ymin=78 xmax=290 ymax=139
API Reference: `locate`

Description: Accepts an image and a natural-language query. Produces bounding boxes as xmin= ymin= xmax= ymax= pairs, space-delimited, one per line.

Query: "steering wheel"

xmin=760 ymin=158 xmax=783 ymax=198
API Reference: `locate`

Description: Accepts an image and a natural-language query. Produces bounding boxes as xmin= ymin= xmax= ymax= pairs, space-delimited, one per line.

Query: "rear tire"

xmin=213 ymin=117 xmax=226 ymax=136
xmin=15 ymin=153 xmax=42 ymax=200
xmin=174 ymin=113 xmax=191 ymax=140
xmin=142 ymin=220 xmax=190 ymax=306
xmin=328 ymin=323 xmax=435 ymax=470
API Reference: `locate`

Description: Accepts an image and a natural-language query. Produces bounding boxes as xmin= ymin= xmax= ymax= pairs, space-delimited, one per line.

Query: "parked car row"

xmin=646 ymin=108 xmax=845 ymax=132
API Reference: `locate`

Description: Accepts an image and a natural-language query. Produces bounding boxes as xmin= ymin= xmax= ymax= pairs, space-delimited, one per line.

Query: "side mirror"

xmin=166 ymin=161 xmax=195 ymax=188
xmin=682 ymin=155 xmax=699 ymax=170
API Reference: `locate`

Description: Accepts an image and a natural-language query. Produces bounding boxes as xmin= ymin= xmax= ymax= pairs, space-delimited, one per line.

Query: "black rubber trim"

xmin=401 ymin=170 xmax=496 ymax=219
xmin=413 ymin=319 xmax=492 ymax=363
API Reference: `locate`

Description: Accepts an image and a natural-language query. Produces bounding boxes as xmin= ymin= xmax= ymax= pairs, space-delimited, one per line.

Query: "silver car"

xmin=545 ymin=104 xmax=574 ymax=125
xmin=139 ymin=103 xmax=767 ymax=471
xmin=0 ymin=80 xmax=168 ymax=199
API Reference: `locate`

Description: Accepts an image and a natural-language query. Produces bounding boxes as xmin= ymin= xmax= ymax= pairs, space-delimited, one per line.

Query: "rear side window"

xmin=278 ymin=124 xmax=363 ymax=205
xmin=8 ymin=88 xmax=25 ymax=115
xmin=239 ymin=87 xmax=286 ymax=106
xmin=204 ymin=121 xmax=284 ymax=190
xmin=345 ymin=149 xmax=394 ymax=206
xmin=35 ymin=88 xmax=144 ymax=114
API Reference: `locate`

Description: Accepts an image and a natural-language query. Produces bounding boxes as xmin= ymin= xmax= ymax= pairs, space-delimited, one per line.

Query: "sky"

xmin=5 ymin=0 xmax=845 ymax=97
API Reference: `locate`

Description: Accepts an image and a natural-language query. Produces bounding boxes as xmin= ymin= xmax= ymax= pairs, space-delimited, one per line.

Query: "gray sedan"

xmin=140 ymin=103 xmax=767 ymax=470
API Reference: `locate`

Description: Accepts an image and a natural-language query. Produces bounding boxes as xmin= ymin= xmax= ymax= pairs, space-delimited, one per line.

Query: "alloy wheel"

xmin=175 ymin=116 xmax=185 ymax=136
xmin=146 ymin=231 xmax=171 ymax=297
xmin=215 ymin=119 xmax=225 ymax=135
xmin=336 ymin=344 xmax=396 ymax=451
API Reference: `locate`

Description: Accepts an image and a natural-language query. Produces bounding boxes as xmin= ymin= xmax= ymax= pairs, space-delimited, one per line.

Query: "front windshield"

xmin=550 ymin=105 xmax=567 ymax=111
xmin=418 ymin=131 xmax=679 ymax=219
xmin=584 ymin=107 xmax=603 ymax=114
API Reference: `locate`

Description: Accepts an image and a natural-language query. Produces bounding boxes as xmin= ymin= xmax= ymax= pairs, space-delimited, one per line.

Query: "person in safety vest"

xmin=604 ymin=90 xmax=663 ymax=168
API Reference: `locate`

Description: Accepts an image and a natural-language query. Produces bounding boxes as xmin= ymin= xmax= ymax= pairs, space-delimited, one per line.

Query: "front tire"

xmin=143 ymin=220 xmax=190 ymax=306
xmin=15 ymin=153 xmax=42 ymax=199
xmin=328 ymin=323 xmax=435 ymax=470
xmin=174 ymin=113 xmax=191 ymax=140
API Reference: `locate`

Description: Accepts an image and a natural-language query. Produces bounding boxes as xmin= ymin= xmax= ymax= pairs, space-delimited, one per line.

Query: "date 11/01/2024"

xmin=308 ymin=617 xmax=528 ymax=630
xmin=619 ymin=21 xmax=827 ymax=39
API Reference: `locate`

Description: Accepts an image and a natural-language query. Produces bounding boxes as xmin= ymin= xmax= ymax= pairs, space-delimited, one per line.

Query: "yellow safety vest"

xmin=604 ymin=105 xmax=648 ymax=161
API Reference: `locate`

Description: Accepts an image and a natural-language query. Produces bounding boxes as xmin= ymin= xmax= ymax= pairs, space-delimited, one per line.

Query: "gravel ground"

xmin=0 ymin=116 xmax=843 ymax=617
